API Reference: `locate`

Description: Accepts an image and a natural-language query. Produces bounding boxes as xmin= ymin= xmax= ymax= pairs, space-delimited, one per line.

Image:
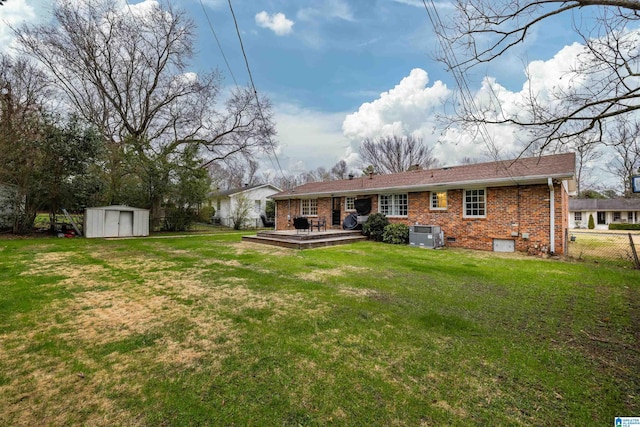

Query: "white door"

xmin=119 ymin=211 xmax=133 ymax=236
xmin=104 ymin=210 xmax=120 ymax=237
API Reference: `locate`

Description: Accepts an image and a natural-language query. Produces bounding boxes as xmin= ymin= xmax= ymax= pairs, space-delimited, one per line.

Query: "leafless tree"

xmin=15 ymin=0 xmax=275 ymax=216
xmin=330 ymin=160 xmax=349 ymax=180
xmin=206 ymin=157 xmax=260 ymax=191
xmin=359 ymin=135 xmax=438 ymax=174
xmin=0 ymin=54 xmax=50 ymax=233
xmin=435 ymin=0 xmax=640 ymax=152
xmin=607 ymin=118 xmax=640 ymax=197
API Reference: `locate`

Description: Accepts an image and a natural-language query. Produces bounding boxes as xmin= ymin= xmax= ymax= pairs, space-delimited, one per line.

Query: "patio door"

xmin=332 ymin=197 xmax=341 ymax=226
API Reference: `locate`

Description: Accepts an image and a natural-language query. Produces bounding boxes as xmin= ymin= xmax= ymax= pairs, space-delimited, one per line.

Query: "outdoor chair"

xmin=313 ymin=216 xmax=327 ymax=232
xmin=293 ymin=216 xmax=310 ymax=233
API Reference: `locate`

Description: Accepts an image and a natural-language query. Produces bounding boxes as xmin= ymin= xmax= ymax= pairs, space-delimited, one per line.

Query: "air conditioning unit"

xmin=409 ymin=225 xmax=444 ymax=248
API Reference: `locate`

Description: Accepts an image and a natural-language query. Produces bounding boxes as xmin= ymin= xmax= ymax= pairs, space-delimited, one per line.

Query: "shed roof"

xmin=569 ymin=198 xmax=640 ymax=211
xmin=272 ymin=152 xmax=576 ymax=199
xmin=86 ymin=205 xmax=149 ymax=212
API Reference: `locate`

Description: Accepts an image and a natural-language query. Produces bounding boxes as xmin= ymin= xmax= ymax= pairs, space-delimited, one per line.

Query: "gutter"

xmin=548 ymin=177 xmax=555 ymax=254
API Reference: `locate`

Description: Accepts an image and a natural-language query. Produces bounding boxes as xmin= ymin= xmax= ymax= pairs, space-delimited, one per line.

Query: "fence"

xmin=566 ymin=230 xmax=640 ymax=269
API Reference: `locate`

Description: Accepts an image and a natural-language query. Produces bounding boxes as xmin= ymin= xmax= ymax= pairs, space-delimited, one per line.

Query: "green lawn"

xmin=0 ymin=234 xmax=638 ymax=426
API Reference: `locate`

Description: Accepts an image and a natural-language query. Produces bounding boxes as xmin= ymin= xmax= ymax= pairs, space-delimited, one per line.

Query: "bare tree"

xmin=607 ymin=118 xmax=640 ymax=197
xmin=0 ymin=54 xmax=49 ymax=233
xmin=330 ymin=160 xmax=349 ymax=180
xmin=15 ymin=0 xmax=275 ymax=217
xmin=206 ymin=157 xmax=260 ymax=191
xmin=436 ymin=0 xmax=640 ymax=152
xmin=359 ymin=135 xmax=438 ymax=174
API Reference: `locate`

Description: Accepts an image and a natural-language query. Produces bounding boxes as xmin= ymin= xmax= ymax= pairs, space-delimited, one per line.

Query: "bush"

xmin=162 ymin=208 xmax=196 ymax=232
xmin=609 ymin=223 xmax=640 ymax=231
xmin=363 ymin=213 xmax=389 ymax=242
xmin=198 ymin=206 xmax=215 ymax=223
xmin=588 ymin=214 xmax=595 ymax=229
xmin=382 ymin=223 xmax=409 ymax=244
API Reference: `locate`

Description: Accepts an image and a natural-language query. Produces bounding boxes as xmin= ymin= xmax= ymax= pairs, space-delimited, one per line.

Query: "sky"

xmin=0 ymin=0 xmax=632 ymax=188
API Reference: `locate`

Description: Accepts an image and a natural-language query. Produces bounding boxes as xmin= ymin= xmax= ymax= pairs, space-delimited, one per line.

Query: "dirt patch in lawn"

xmin=297 ymin=265 xmax=368 ymax=283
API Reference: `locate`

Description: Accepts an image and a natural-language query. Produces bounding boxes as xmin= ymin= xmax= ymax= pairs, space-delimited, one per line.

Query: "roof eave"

xmin=271 ymin=173 xmax=574 ymax=200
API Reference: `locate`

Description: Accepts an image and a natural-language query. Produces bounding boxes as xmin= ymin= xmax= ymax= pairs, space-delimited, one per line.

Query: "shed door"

xmin=104 ymin=210 xmax=120 ymax=237
xmin=119 ymin=211 xmax=133 ymax=236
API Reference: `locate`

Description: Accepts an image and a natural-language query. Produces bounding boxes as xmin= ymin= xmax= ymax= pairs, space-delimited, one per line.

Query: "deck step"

xmin=242 ymin=233 xmax=367 ymax=249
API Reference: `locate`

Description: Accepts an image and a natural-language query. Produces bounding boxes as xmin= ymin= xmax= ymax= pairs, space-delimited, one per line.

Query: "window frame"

xmin=430 ymin=191 xmax=447 ymax=210
xmin=345 ymin=196 xmax=355 ymax=211
xmin=462 ymin=188 xmax=486 ymax=218
xmin=574 ymin=212 xmax=582 ymax=222
xmin=300 ymin=199 xmax=318 ymax=216
xmin=379 ymin=193 xmax=408 ymax=217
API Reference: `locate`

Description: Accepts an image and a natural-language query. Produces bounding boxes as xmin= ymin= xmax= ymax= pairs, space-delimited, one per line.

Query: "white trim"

xmin=378 ymin=193 xmax=408 ymax=217
xmin=430 ymin=191 xmax=447 ymax=210
xmin=462 ymin=188 xmax=486 ymax=218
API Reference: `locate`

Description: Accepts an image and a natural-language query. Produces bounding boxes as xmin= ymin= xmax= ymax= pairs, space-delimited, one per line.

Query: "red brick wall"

xmin=275 ymin=182 xmax=568 ymax=254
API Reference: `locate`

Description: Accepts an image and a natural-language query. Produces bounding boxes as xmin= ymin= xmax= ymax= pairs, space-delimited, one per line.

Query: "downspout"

xmin=548 ymin=177 xmax=555 ymax=254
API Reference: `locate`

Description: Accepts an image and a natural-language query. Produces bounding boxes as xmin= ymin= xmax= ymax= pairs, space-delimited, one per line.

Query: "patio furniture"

xmin=313 ymin=216 xmax=327 ymax=232
xmin=293 ymin=216 xmax=310 ymax=233
xmin=260 ymin=214 xmax=275 ymax=228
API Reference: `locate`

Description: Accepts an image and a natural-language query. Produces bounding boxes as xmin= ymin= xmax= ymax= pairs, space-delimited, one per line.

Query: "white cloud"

xmin=269 ymin=103 xmax=351 ymax=174
xmin=342 ymin=68 xmax=450 ymax=153
xmin=297 ymin=0 xmax=354 ymax=22
xmin=255 ymin=11 xmax=294 ymax=36
xmin=0 ymin=0 xmax=40 ymax=54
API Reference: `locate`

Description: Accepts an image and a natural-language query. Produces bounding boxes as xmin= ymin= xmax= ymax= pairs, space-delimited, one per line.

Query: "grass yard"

xmin=0 ymin=233 xmax=638 ymax=426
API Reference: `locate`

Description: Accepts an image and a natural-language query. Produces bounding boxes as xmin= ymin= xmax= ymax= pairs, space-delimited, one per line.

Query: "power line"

xmin=422 ymin=0 xmax=520 ymax=183
xmin=199 ymin=0 xmax=238 ymax=88
xmin=227 ymin=0 xmax=286 ymax=181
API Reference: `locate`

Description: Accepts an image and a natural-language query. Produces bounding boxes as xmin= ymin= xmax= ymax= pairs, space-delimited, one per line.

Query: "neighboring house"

xmin=271 ymin=153 xmax=576 ymax=255
xmin=569 ymin=198 xmax=640 ymax=229
xmin=210 ymin=184 xmax=281 ymax=228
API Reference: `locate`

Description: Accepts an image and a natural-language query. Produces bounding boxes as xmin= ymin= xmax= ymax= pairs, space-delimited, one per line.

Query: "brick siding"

xmin=275 ymin=182 xmax=568 ymax=255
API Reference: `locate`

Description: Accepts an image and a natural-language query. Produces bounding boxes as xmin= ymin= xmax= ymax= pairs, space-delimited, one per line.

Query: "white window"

xmin=254 ymin=200 xmax=262 ymax=213
xmin=574 ymin=212 xmax=582 ymax=222
xmin=345 ymin=196 xmax=355 ymax=211
xmin=430 ymin=191 xmax=447 ymax=210
xmin=613 ymin=211 xmax=621 ymax=221
xmin=301 ymin=199 xmax=317 ymax=216
xmin=379 ymin=194 xmax=408 ymax=216
xmin=463 ymin=189 xmax=486 ymax=218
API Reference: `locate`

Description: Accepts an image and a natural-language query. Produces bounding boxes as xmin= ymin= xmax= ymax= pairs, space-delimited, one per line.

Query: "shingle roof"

xmin=569 ymin=198 xmax=640 ymax=211
xmin=210 ymin=184 xmax=281 ymax=198
xmin=272 ymin=152 xmax=576 ymax=199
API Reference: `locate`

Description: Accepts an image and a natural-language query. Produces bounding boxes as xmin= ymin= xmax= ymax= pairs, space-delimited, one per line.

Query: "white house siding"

xmin=568 ymin=199 xmax=640 ymax=229
xmin=212 ymin=185 xmax=280 ymax=228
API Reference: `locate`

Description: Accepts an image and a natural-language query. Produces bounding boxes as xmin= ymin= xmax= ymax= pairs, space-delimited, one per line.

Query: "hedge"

xmin=608 ymin=223 xmax=640 ymax=231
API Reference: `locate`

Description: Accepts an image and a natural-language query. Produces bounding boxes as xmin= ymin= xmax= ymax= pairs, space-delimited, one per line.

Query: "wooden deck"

xmin=242 ymin=229 xmax=367 ymax=249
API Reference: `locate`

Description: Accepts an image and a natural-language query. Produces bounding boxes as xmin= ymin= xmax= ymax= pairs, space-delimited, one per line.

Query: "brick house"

xmin=270 ymin=153 xmax=576 ymax=255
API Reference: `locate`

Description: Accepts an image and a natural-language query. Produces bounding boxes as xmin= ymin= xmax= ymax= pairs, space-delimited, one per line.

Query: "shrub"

xmin=382 ymin=223 xmax=409 ymax=244
xmin=588 ymin=214 xmax=595 ymax=229
xmin=363 ymin=213 xmax=389 ymax=242
xmin=198 ymin=206 xmax=215 ymax=223
xmin=609 ymin=223 xmax=640 ymax=231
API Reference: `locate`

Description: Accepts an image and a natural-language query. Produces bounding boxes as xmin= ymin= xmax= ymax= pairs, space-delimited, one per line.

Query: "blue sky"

xmin=0 ymin=0 xmax=625 ymax=188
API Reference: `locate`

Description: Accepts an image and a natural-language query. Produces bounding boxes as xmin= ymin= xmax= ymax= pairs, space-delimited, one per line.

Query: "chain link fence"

xmin=566 ymin=230 xmax=640 ymax=269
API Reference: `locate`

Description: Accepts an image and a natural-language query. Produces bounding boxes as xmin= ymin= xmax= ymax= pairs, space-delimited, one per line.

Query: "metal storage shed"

xmin=84 ymin=205 xmax=149 ymax=238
